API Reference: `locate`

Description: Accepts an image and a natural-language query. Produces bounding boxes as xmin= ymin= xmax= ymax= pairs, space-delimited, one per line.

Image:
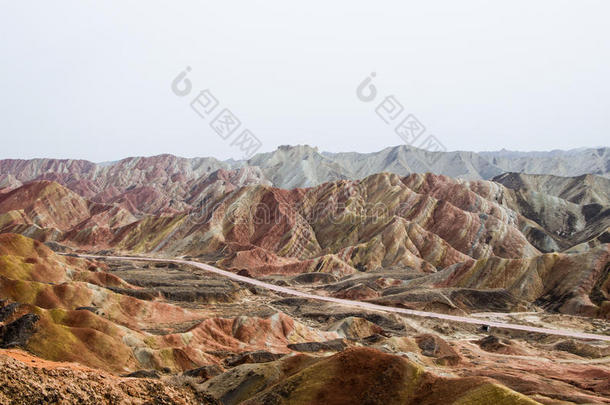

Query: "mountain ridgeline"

xmin=1 ymin=145 xmax=610 ymax=404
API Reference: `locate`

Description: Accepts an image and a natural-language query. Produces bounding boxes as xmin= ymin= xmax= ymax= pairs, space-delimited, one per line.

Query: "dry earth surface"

xmin=0 ymin=152 xmax=609 ymax=404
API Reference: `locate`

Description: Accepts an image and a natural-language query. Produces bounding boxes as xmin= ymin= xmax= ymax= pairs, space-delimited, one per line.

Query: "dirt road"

xmin=84 ymin=254 xmax=610 ymax=342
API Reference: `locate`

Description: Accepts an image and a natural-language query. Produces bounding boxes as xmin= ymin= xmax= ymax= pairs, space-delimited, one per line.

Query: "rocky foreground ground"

xmin=0 ymin=234 xmax=609 ymax=404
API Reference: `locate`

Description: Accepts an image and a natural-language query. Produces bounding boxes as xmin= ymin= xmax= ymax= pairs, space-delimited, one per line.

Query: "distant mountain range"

xmin=0 ymin=144 xmax=607 ymax=219
xmin=248 ymin=145 xmax=610 ymax=187
xmin=1 ymin=145 xmax=608 ymax=192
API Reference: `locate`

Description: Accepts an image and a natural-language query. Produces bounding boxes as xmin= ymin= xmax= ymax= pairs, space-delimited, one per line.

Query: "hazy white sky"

xmin=1 ymin=1 xmax=608 ymax=161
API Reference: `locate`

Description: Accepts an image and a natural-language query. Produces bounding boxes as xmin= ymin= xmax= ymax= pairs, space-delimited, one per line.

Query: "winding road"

xmin=82 ymin=254 xmax=610 ymax=342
